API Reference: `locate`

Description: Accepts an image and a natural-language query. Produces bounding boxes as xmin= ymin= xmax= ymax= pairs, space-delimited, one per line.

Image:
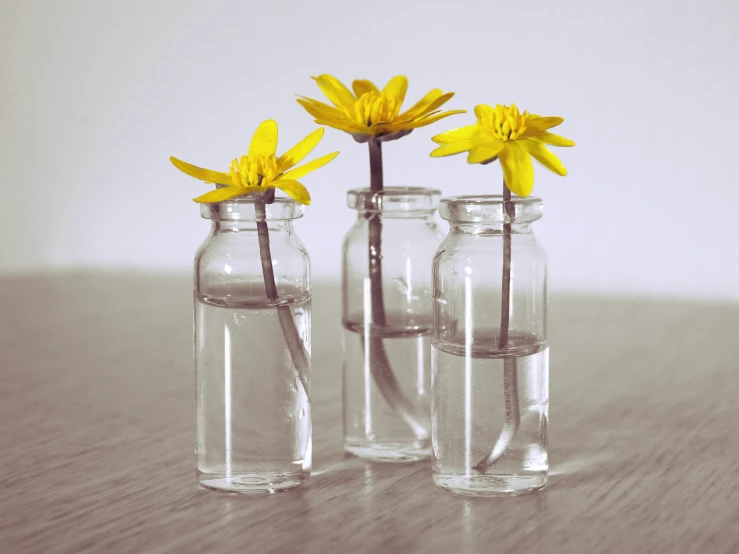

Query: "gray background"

xmin=2 ymin=0 xmax=737 ymax=298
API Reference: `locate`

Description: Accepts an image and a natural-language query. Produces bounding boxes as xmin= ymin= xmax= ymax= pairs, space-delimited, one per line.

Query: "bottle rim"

xmin=347 ymin=186 xmax=441 ymax=213
xmin=200 ymin=197 xmax=304 ymax=221
xmin=439 ymin=195 xmax=543 ymax=224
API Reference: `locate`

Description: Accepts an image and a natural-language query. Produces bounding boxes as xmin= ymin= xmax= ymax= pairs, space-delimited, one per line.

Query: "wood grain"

xmin=1 ymin=273 xmax=738 ymax=553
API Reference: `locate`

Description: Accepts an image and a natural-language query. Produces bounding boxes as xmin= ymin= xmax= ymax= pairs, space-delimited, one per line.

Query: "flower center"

xmin=230 ymin=152 xmax=279 ymax=187
xmin=354 ymin=92 xmax=401 ymax=126
xmin=480 ymin=104 xmax=529 ymax=141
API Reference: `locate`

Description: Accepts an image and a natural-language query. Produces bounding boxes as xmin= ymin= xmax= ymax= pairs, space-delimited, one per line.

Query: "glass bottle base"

xmin=197 ymin=470 xmax=309 ymax=494
xmin=433 ymin=472 xmax=546 ymax=496
xmin=344 ymin=439 xmax=431 ymax=462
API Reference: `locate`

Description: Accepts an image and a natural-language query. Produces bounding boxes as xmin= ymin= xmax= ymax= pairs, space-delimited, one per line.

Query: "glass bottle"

xmin=432 ymin=195 xmax=548 ymax=496
xmin=194 ymin=197 xmax=311 ymax=493
xmin=342 ymin=186 xmax=442 ymax=462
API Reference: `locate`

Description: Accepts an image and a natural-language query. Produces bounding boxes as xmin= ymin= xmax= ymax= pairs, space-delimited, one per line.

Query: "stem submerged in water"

xmin=363 ymin=138 xmax=430 ymax=440
xmin=255 ymin=195 xmax=310 ymax=395
xmin=473 ymin=182 xmax=520 ymax=472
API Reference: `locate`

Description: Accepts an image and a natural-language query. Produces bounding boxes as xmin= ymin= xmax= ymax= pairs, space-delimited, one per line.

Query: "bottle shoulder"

xmin=434 ymin=230 xmax=547 ymax=264
xmin=343 ymin=217 xmax=443 ymax=246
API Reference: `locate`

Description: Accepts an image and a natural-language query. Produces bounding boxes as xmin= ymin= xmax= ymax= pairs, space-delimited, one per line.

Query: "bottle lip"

xmin=200 ymin=197 xmax=304 ymax=221
xmin=347 ymin=186 xmax=441 ymax=213
xmin=439 ymin=194 xmax=543 ymax=224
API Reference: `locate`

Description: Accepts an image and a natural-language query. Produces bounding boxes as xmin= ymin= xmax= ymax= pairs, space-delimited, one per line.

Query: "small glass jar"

xmin=342 ymin=186 xmax=442 ymax=462
xmin=194 ymin=197 xmax=311 ymax=493
xmin=432 ymin=195 xmax=549 ymax=496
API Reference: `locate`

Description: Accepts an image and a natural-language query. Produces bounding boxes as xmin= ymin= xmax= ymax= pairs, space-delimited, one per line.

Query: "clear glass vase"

xmin=342 ymin=186 xmax=442 ymax=462
xmin=194 ymin=197 xmax=311 ymax=493
xmin=432 ymin=195 xmax=549 ymax=496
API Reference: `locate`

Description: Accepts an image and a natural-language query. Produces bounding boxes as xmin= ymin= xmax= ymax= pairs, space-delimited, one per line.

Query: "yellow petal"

xmin=273 ymin=180 xmax=311 ymax=205
xmin=398 ymin=88 xmax=443 ymax=120
xmin=314 ymin=116 xmax=370 ymax=135
xmin=249 ymin=119 xmax=278 ymax=157
xmin=297 ymin=97 xmax=348 ymax=121
xmin=352 ymin=79 xmax=380 ymax=98
xmin=400 ymin=92 xmax=455 ymax=122
xmin=277 ymin=128 xmax=324 ymax=172
xmin=499 ymin=142 xmax=534 ymax=197
xmin=313 ymin=74 xmax=356 ymax=113
xmin=527 ymin=116 xmax=564 ymax=131
xmin=430 ymin=138 xmax=478 ymax=157
xmin=467 ymin=141 xmax=505 ymax=164
xmin=474 ymin=104 xmax=495 ymax=121
xmin=521 ymin=127 xmax=575 ymax=147
xmin=382 ymin=75 xmax=408 ymax=105
xmin=368 ymin=124 xmax=398 ymax=136
xmin=389 ymin=110 xmax=466 ymax=131
xmin=432 ymin=124 xmax=480 ymax=144
xmin=518 ymin=139 xmax=567 ymax=176
xmin=193 ymin=186 xmax=256 ymax=204
xmin=281 ymin=151 xmax=339 ymax=181
xmin=170 ymin=156 xmax=233 ymax=186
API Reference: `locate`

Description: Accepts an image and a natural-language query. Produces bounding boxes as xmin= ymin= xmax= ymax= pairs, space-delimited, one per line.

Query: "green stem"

xmin=363 ymin=138 xmax=429 ymax=440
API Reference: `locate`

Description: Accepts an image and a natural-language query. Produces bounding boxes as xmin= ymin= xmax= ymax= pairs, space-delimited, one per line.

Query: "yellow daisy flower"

xmin=170 ymin=120 xmax=338 ymax=204
xmin=297 ymin=74 xmax=465 ymax=142
xmin=431 ymin=104 xmax=575 ymax=197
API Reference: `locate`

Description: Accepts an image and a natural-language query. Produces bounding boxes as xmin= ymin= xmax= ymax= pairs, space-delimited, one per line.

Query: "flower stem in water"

xmin=255 ymin=193 xmax=310 ymax=395
xmin=363 ymin=138 xmax=430 ymax=440
xmin=472 ymin=182 xmax=521 ymax=472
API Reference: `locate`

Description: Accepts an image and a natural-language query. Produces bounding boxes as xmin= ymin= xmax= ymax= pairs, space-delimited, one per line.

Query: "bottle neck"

xmin=450 ymin=222 xmax=535 ymax=235
xmin=354 ymin=210 xmax=437 ymax=222
xmin=211 ymin=219 xmax=294 ymax=233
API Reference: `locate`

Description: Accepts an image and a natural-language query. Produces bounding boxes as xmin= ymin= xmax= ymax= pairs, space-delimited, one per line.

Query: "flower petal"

xmin=352 ymin=79 xmax=380 ymax=98
xmin=474 ymin=104 xmax=495 ymax=121
xmin=273 ymin=180 xmax=311 ymax=205
xmin=388 ymin=110 xmax=466 ymax=131
xmin=277 ymin=128 xmax=324 ymax=172
xmin=170 ymin=157 xmax=233 ymax=186
xmin=467 ymin=141 xmax=505 ymax=164
xmin=281 ymin=151 xmax=339 ymax=181
xmin=249 ymin=119 xmax=278 ymax=158
xmin=430 ymin=138 xmax=478 ymax=157
xmin=400 ymin=92 xmax=455 ymax=122
xmin=313 ymin=74 xmax=356 ymax=113
xmin=382 ymin=75 xmax=408 ymax=105
xmin=297 ymin=98 xmax=371 ymax=135
xmin=521 ymin=127 xmax=575 ymax=147
xmin=417 ymin=92 xmax=455 ymax=117
xmin=298 ymin=100 xmax=355 ymax=128
xmin=398 ymin=88 xmax=443 ymax=120
xmin=499 ymin=142 xmax=535 ymax=197
xmin=527 ymin=116 xmax=564 ymax=131
xmin=297 ymin=97 xmax=347 ymax=120
xmin=193 ymin=186 xmax=256 ymax=204
xmin=518 ymin=139 xmax=567 ymax=176
xmin=314 ymin=116 xmax=370 ymax=135
xmin=432 ymin=124 xmax=480 ymax=144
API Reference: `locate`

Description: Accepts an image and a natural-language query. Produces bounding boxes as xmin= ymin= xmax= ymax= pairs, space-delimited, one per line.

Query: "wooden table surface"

xmin=1 ymin=273 xmax=738 ymax=553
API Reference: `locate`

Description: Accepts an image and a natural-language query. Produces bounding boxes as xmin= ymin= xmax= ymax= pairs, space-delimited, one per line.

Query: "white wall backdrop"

xmin=1 ymin=0 xmax=738 ymax=298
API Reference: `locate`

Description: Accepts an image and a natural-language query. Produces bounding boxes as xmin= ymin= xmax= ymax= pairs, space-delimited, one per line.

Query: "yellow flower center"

xmin=230 ymin=152 xmax=279 ymax=187
xmin=479 ymin=104 xmax=530 ymax=141
xmin=354 ymin=92 xmax=401 ymax=126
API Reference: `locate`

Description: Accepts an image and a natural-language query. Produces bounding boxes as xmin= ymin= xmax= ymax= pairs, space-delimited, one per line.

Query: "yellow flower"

xmin=297 ymin=74 xmax=465 ymax=142
xmin=170 ymin=120 xmax=338 ymax=204
xmin=431 ymin=104 xmax=575 ymax=197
